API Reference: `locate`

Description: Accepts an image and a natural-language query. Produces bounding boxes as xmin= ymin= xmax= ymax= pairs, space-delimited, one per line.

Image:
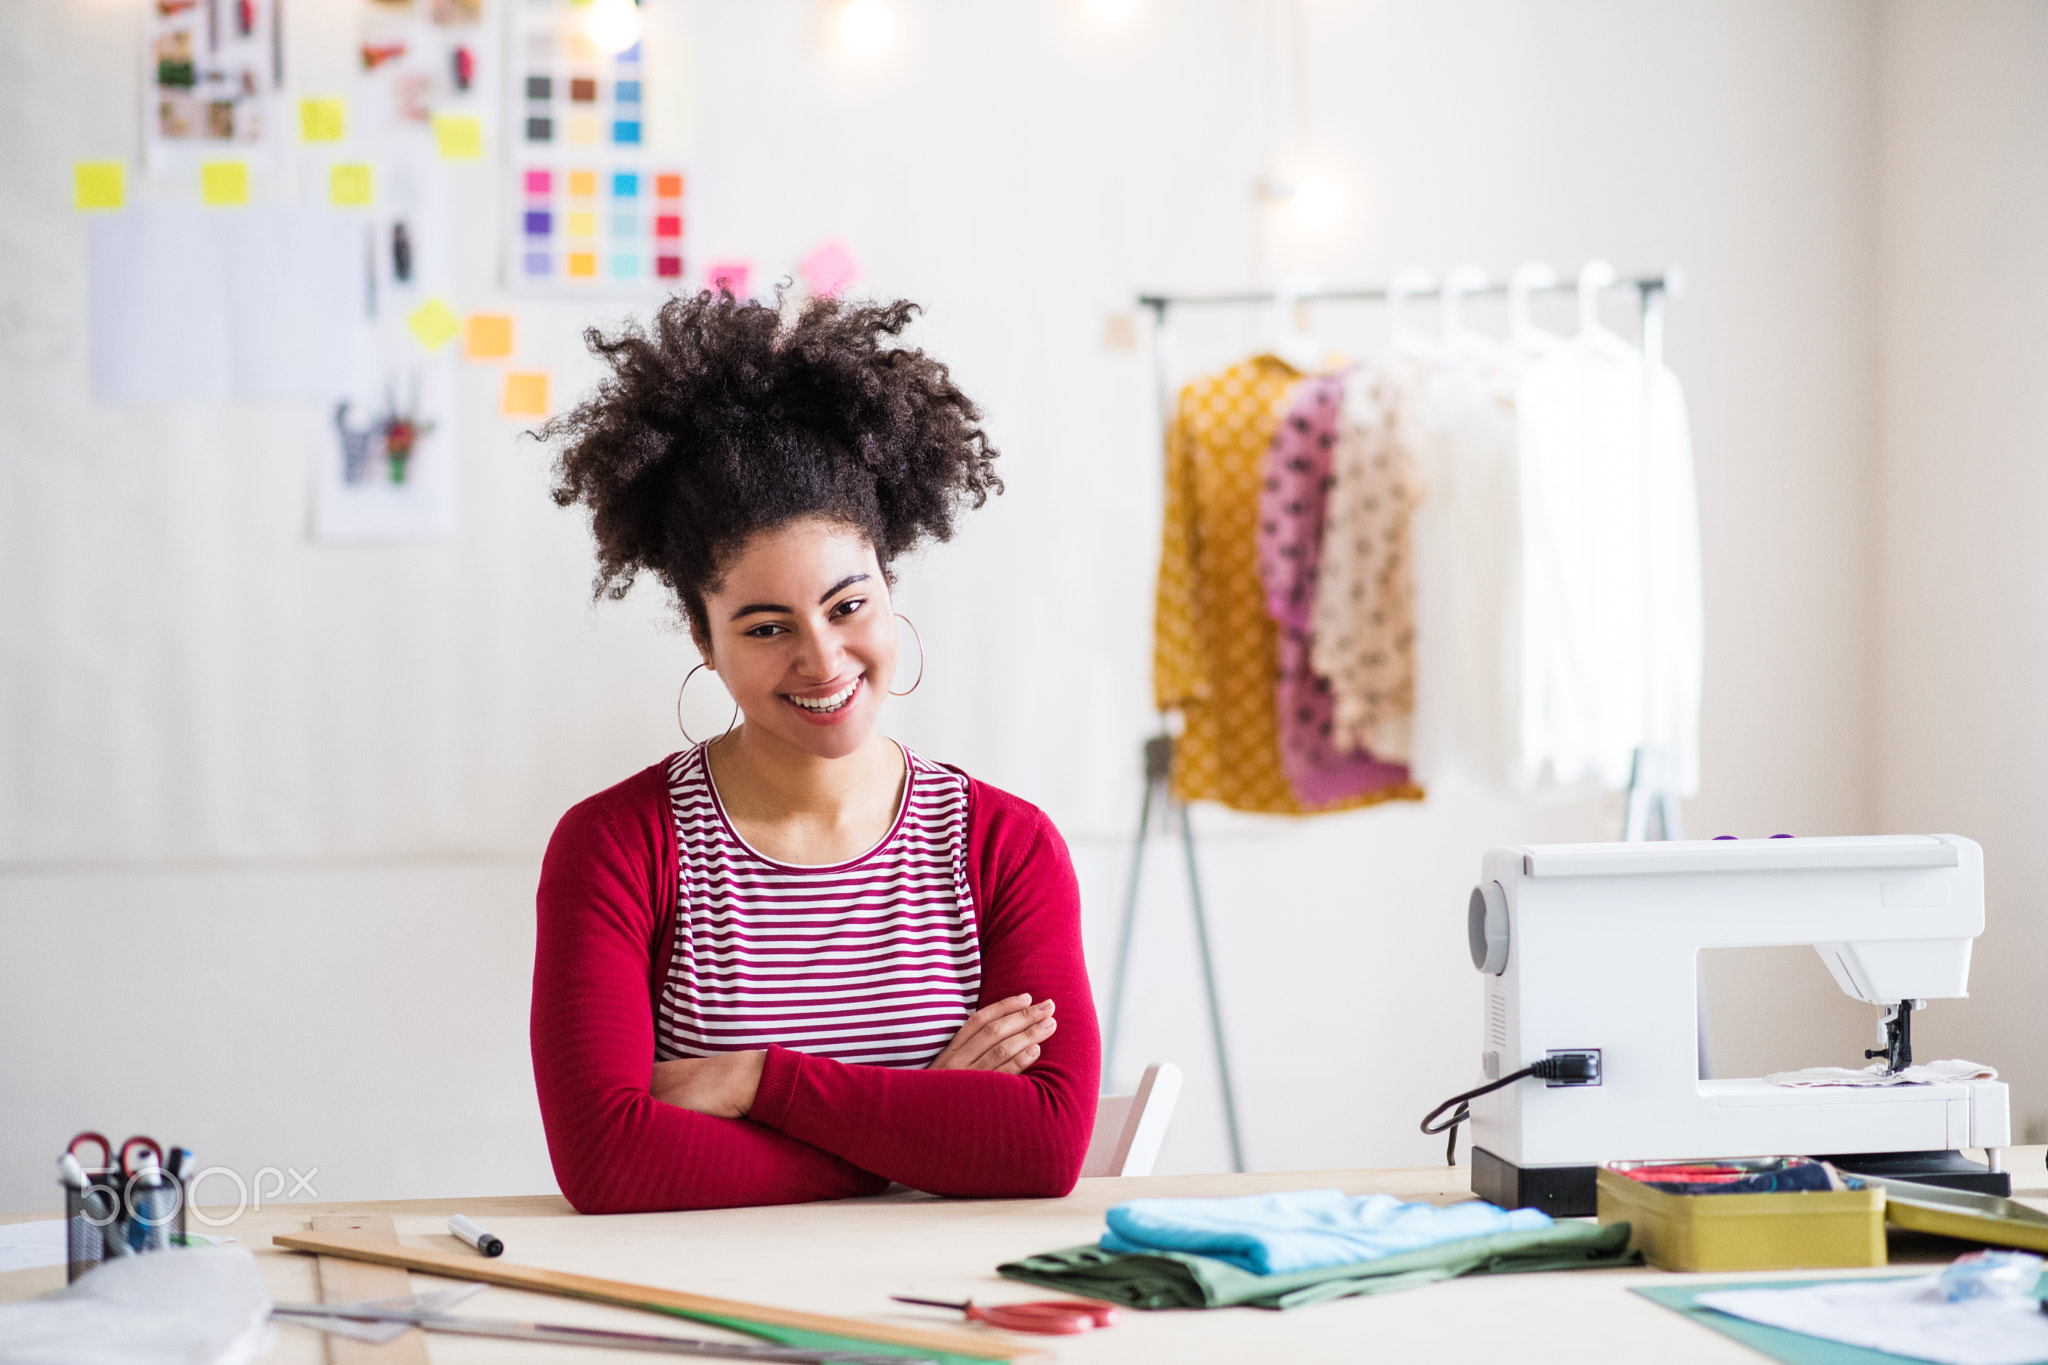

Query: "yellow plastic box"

xmin=1595 ymin=1162 xmax=1887 ymax=1271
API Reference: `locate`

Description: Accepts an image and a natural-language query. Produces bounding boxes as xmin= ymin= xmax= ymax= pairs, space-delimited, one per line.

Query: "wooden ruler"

xmin=273 ymin=1228 xmax=1032 ymax=1361
xmin=309 ymin=1214 xmax=428 ymax=1365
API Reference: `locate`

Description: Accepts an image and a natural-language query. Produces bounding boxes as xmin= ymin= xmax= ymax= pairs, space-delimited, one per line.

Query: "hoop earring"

xmin=676 ymin=662 xmax=740 ymax=745
xmin=890 ymin=613 xmax=925 ymax=697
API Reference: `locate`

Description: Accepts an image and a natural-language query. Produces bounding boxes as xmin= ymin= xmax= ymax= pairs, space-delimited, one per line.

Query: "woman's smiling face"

xmin=695 ymin=517 xmax=900 ymax=758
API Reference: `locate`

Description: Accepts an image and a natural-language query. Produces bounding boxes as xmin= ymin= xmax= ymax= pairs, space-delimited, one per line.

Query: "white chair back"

xmin=1079 ymin=1062 xmax=1183 ymax=1178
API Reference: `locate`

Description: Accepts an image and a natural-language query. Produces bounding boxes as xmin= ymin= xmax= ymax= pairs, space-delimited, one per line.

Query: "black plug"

xmin=1531 ymin=1049 xmax=1601 ymax=1086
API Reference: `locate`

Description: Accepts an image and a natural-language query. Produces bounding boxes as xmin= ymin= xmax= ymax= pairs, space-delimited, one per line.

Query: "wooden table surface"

xmin=5 ymin=1152 xmax=2041 ymax=1363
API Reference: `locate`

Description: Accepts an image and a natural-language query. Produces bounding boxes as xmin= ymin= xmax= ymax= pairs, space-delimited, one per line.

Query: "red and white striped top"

xmin=654 ymin=742 xmax=981 ymax=1068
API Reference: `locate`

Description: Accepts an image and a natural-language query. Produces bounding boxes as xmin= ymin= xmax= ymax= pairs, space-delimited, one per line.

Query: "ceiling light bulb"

xmin=585 ymin=0 xmax=640 ymax=56
xmin=1291 ymin=173 xmax=1344 ymax=229
xmin=839 ymin=0 xmax=894 ymax=57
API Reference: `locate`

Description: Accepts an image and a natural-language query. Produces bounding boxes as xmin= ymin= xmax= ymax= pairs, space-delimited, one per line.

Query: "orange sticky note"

xmin=433 ymin=114 xmax=482 ymax=161
xmin=568 ymin=169 xmax=597 ymax=197
xmin=503 ymin=372 xmax=549 ymax=416
xmin=74 ymin=161 xmax=125 ymax=210
xmin=566 ymin=251 xmax=597 ymax=278
xmin=201 ymin=160 xmax=249 ymax=206
xmin=465 ymin=313 xmax=514 ymax=359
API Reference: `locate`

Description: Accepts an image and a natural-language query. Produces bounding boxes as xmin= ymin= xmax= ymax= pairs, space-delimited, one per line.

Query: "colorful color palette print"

xmin=511 ymin=2 xmax=684 ymax=293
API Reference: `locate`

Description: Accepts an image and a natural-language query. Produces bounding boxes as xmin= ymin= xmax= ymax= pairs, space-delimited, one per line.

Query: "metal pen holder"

xmin=64 ymin=1159 xmax=187 ymax=1282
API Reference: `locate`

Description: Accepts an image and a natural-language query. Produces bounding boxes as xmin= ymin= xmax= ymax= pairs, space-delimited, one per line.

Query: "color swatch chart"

xmin=507 ymin=6 xmax=685 ymax=294
xmin=518 ymin=165 xmax=683 ymax=286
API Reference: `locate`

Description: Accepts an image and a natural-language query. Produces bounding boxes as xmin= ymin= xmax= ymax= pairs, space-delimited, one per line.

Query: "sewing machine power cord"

xmin=1419 ymin=1054 xmax=1599 ymax=1167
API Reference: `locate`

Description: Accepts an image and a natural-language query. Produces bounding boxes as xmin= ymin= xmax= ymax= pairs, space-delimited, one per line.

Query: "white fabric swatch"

xmin=0 ymin=1244 xmax=272 ymax=1365
xmin=1766 ymin=1059 xmax=1998 ymax=1088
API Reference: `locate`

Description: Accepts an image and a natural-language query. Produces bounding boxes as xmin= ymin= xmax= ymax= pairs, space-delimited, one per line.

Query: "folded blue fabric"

xmin=1101 ymin=1190 xmax=1553 ymax=1276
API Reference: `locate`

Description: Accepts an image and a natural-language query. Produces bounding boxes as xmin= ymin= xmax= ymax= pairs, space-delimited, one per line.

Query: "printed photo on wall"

xmin=145 ymin=0 xmax=281 ymax=170
xmin=312 ymin=137 xmax=458 ymax=542
xmin=357 ymin=0 xmax=493 ymax=147
xmin=315 ymin=356 xmax=457 ymax=540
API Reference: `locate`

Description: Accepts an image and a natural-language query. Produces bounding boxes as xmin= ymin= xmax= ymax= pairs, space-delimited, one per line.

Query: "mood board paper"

xmin=145 ymin=0 xmax=281 ymax=170
xmin=506 ymin=1 xmax=686 ymax=294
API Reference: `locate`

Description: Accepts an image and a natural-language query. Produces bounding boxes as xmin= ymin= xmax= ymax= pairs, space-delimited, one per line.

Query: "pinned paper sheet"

xmin=407 ymin=298 xmax=460 ymax=351
xmin=434 ymin=114 xmax=483 ymax=161
xmin=330 ymin=163 xmax=373 ymax=207
xmin=502 ymin=371 xmax=549 ymax=416
xmin=465 ymin=313 xmax=513 ymax=359
xmin=707 ymin=260 xmax=751 ymax=298
xmin=299 ymin=98 xmax=347 ymax=143
xmin=200 ymin=161 xmax=249 ymax=206
xmin=799 ymin=239 xmax=859 ymax=298
xmin=73 ymin=161 xmax=125 ymax=211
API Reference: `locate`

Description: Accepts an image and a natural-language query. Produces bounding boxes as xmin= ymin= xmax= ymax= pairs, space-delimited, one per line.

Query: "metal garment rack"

xmin=1104 ymin=270 xmax=1682 ymax=1174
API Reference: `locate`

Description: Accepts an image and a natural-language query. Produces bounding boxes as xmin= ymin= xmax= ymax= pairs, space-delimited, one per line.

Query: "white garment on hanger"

xmin=1407 ymin=341 xmax=1525 ymax=792
xmin=1513 ymin=329 xmax=1701 ymax=795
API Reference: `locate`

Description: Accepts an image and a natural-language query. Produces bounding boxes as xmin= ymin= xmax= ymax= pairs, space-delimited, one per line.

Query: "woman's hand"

xmin=650 ymin=1051 xmax=767 ymax=1118
xmin=928 ymin=994 xmax=1056 ymax=1073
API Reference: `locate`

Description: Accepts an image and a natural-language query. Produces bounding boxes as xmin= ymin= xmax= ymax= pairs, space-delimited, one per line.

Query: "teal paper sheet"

xmin=1634 ymin=1278 xmax=1945 ymax=1365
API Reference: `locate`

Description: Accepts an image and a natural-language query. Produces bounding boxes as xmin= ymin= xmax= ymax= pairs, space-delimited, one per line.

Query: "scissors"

xmin=890 ymin=1296 xmax=1118 ymax=1335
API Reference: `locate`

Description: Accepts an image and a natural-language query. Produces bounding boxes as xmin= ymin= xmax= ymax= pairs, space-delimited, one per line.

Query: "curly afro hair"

xmin=544 ymin=291 xmax=1002 ymax=640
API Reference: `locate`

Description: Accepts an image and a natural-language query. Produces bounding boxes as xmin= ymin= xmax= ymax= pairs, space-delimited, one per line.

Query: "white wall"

xmin=1873 ymin=1 xmax=2048 ymax=1139
xmin=1 ymin=0 xmax=1904 ymax=1209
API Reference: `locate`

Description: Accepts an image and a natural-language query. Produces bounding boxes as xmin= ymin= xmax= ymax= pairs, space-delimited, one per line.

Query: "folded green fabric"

xmin=999 ymin=1219 xmax=1638 ymax=1310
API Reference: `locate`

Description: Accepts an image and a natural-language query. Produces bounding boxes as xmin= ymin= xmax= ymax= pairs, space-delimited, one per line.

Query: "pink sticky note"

xmin=524 ymin=168 xmax=552 ymax=195
xmin=707 ymin=260 xmax=751 ymax=298
xmin=800 ymin=239 xmax=860 ymax=298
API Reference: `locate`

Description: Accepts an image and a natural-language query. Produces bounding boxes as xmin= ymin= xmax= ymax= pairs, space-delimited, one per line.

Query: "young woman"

xmin=530 ymin=293 xmax=1100 ymax=1214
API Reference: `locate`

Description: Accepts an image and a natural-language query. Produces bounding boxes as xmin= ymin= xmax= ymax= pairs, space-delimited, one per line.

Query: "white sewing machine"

xmin=1462 ymin=834 xmax=2011 ymax=1216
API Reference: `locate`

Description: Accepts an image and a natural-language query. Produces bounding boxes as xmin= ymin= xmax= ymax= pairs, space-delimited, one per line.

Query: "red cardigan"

xmin=529 ymin=757 xmax=1101 ymax=1214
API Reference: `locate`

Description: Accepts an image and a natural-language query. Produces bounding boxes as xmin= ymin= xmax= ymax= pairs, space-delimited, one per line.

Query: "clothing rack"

xmin=1106 ymin=269 xmax=1685 ymax=1173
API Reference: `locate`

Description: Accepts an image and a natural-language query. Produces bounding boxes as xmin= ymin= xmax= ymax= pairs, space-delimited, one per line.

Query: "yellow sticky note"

xmin=503 ymin=372 xmax=550 ymax=417
xmin=200 ymin=160 xmax=249 ymax=206
xmin=433 ymin=114 xmax=483 ymax=161
xmin=407 ymin=298 xmax=460 ymax=351
xmin=566 ymin=211 xmax=596 ymax=238
xmin=300 ymin=97 xmax=346 ymax=143
xmin=73 ymin=161 xmax=125 ymax=210
xmin=465 ymin=313 xmax=514 ymax=359
xmin=329 ymin=162 xmax=373 ymax=207
xmin=566 ymin=251 xmax=597 ymax=278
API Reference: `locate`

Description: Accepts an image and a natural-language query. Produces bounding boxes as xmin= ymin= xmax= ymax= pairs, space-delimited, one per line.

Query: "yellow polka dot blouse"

xmin=1153 ymin=355 xmax=1425 ymax=815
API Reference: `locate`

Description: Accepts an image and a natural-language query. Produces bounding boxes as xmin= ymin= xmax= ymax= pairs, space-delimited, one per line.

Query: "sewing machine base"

xmin=1817 ymin=1149 xmax=2011 ymax=1198
xmin=1472 ymin=1146 xmax=2010 ymax=1218
xmin=1471 ymin=1147 xmax=1599 ymax=1217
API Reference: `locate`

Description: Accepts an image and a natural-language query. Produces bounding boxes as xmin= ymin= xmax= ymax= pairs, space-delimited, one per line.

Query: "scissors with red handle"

xmin=890 ymin=1296 xmax=1118 ymax=1335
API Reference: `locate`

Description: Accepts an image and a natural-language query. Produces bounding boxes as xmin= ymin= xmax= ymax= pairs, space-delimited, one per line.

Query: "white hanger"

xmin=1439 ymin=265 xmax=1492 ymax=347
xmin=1577 ymin=258 xmax=1619 ymax=338
xmin=1386 ymin=268 xmax=1435 ymax=350
xmin=1264 ymin=272 xmax=1326 ymax=372
xmin=1508 ymin=261 xmax=1560 ymax=350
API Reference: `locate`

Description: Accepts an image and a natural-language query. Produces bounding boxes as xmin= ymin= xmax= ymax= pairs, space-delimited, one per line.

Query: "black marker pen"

xmin=448 ymin=1214 xmax=503 ymax=1257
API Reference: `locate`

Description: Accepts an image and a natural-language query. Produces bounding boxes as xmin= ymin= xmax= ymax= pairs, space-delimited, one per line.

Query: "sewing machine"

xmin=1463 ymin=835 xmax=2011 ymax=1217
